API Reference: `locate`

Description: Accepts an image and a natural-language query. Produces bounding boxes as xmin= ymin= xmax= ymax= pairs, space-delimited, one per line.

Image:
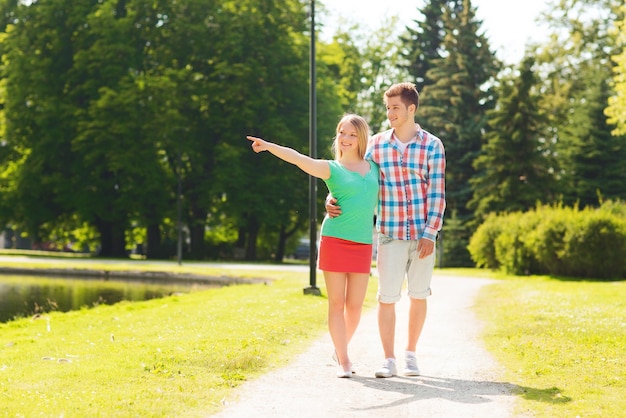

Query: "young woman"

xmin=247 ymin=113 xmax=378 ymax=378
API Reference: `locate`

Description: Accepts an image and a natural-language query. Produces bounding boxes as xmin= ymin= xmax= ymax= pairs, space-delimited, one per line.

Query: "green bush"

xmin=493 ymin=213 xmax=525 ymax=275
xmin=560 ymin=211 xmax=626 ymax=279
xmin=442 ymin=210 xmax=475 ymax=267
xmin=469 ymin=201 xmax=626 ymax=279
xmin=467 ymin=213 xmax=502 ymax=269
xmin=494 ymin=211 xmax=542 ymax=275
xmin=524 ymin=205 xmax=573 ymax=276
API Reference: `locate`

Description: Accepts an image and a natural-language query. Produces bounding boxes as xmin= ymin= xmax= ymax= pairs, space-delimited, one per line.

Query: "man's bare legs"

xmin=377 ymin=302 xmax=396 ymax=359
xmin=378 ymin=297 xmax=427 ymax=358
xmin=407 ymin=297 xmax=427 ymax=352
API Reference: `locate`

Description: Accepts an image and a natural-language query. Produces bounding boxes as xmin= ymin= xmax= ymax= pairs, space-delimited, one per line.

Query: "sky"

xmin=319 ymin=0 xmax=552 ymax=65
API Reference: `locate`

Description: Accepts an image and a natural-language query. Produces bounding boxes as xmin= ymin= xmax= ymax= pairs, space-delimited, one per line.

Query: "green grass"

xmin=0 ymin=252 xmax=259 ymax=278
xmin=0 ymin=263 xmax=378 ymax=417
xmin=1 ymin=256 xmax=623 ymax=417
xmin=0 ymin=248 xmax=93 ymax=258
xmin=475 ymin=275 xmax=626 ymax=418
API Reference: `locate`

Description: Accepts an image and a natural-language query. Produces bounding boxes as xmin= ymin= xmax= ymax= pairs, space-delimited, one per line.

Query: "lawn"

xmin=0 ymin=257 xmax=623 ymax=417
xmin=474 ymin=274 xmax=625 ymax=418
xmin=0 ymin=262 xmax=379 ymax=417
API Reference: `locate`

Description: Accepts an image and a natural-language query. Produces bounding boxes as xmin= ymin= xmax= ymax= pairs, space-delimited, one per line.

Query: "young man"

xmin=326 ymin=82 xmax=446 ymax=377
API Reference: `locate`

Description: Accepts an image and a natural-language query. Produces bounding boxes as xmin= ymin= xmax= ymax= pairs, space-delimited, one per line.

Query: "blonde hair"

xmin=331 ymin=114 xmax=370 ymax=160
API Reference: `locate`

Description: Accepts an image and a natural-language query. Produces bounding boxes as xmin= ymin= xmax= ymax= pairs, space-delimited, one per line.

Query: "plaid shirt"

xmin=365 ymin=125 xmax=446 ymax=242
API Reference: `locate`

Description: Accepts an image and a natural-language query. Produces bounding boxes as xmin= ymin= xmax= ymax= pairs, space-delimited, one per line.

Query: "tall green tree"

xmin=320 ymin=14 xmax=411 ymax=133
xmin=535 ymin=0 xmax=626 ymax=206
xmin=557 ymin=65 xmax=626 ymax=206
xmin=606 ymin=4 xmax=626 ymax=136
xmin=207 ymin=0 xmax=314 ymax=261
xmin=2 ymin=0 xmax=218 ymax=257
xmin=69 ymin=0 xmax=179 ymax=257
xmin=0 ymin=1 xmax=21 ymax=230
xmin=145 ymin=0 xmax=230 ymax=260
xmin=409 ymin=0 xmax=500 ymax=265
xmin=401 ymin=0 xmax=447 ymax=93
xmin=469 ymin=57 xmax=554 ymax=219
xmin=411 ymin=0 xmax=500 ymax=219
xmin=355 ymin=15 xmax=411 ymax=133
xmin=3 ymin=0 xmax=100 ymax=244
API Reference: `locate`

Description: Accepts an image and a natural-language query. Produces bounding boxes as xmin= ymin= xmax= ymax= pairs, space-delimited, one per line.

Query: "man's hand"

xmin=325 ymin=196 xmax=342 ymax=218
xmin=417 ymin=238 xmax=434 ymax=259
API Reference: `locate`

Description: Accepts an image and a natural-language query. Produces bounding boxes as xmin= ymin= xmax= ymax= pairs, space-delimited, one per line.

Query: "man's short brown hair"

xmin=384 ymin=82 xmax=419 ymax=109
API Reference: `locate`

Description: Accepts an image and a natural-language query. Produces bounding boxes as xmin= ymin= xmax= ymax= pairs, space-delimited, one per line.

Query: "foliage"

xmin=0 ymin=0 xmax=623 ymax=266
xmin=468 ymin=202 xmax=626 ymax=279
xmin=469 ymin=57 xmax=554 ymax=220
xmin=400 ymin=0 xmax=447 ymax=93
xmin=418 ymin=0 xmax=500 ymax=223
xmin=439 ymin=209 xmax=473 ymax=267
xmin=606 ymin=5 xmax=626 ymax=135
xmin=0 ymin=0 xmax=328 ymax=261
xmin=534 ymin=0 xmax=626 ymax=208
xmin=466 ymin=212 xmax=503 ymax=269
xmin=493 ymin=210 xmax=543 ymax=276
xmin=400 ymin=0 xmax=501 ymax=266
xmin=353 ymin=15 xmax=411 ymax=133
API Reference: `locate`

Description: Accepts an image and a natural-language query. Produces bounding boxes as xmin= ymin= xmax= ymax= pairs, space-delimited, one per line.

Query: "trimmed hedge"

xmin=468 ymin=201 xmax=626 ymax=279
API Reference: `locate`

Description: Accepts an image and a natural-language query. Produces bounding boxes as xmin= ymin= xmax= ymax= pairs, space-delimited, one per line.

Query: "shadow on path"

xmin=349 ymin=375 xmax=570 ymax=412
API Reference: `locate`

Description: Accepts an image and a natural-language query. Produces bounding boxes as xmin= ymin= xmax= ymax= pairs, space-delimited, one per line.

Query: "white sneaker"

xmin=403 ymin=351 xmax=420 ymax=376
xmin=374 ymin=358 xmax=397 ymax=378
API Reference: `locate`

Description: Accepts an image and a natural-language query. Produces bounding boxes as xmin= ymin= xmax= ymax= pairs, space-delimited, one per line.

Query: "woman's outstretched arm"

xmin=247 ymin=136 xmax=330 ymax=180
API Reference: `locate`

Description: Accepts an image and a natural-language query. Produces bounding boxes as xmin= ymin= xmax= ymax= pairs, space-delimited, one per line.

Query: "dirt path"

xmin=212 ymin=275 xmax=518 ymax=417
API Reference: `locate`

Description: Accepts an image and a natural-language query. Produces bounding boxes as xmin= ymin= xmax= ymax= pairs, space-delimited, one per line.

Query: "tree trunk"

xmin=274 ymin=217 xmax=304 ymax=263
xmin=188 ymin=222 xmax=204 ymax=260
xmin=95 ymin=218 xmax=127 ymax=258
xmin=145 ymin=223 xmax=163 ymax=259
xmin=188 ymin=206 xmax=208 ymax=260
xmin=274 ymin=224 xmax=287 ymax=262
xmin=245 ymin=215 xmax=259 ymax=261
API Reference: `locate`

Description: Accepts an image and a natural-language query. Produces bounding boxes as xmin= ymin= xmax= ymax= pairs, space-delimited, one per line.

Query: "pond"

xmin=0 ymin=275 xmax=213 ymax=324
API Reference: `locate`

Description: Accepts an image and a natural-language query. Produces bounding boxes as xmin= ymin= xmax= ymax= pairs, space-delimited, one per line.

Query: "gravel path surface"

xmin=212 ymin=275 xmax=518 ymax=417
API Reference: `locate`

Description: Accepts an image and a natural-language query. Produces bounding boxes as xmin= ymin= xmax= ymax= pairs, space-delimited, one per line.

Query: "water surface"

xmin=0 ymin=275 xmax=210 ymax=323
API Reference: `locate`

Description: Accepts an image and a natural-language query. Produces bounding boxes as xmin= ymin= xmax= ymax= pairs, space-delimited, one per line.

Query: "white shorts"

xmin=376 ymin=234 xmax=435 ymax=303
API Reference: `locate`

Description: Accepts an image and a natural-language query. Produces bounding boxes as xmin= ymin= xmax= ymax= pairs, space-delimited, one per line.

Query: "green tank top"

xmin=320 ymin=160 xmax=379 ymax=244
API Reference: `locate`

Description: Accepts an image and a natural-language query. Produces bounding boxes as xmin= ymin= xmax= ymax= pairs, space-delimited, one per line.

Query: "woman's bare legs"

xmin=344 ymin=272 xmax=369 ymax=344
xmin=324 ymin=271 xmax=369 ymax=374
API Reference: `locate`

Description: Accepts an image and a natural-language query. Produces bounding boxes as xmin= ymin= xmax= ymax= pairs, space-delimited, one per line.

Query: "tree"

xmin=469 ymin=57 xmax=554 ymax=219
xmin=355 ymin=15 xmax=411 ymax=133
xmin=3 ymin=0 xmax=100 ymax=245
xmin=534 ymin=0 xmax=626 ymax=206
xmin=400 ymin=0 xmax=448 ymax=93
xmin=557 ymin=65 xmax=626 ymax=206
xmin=69 ymin=0 xmax=181 ymax=257
xmin=606 ymin=4 xmax=626 ymax=136
xmin=207 ymin=0 xmax=314 ymax=261
xmin=409 ymin=0 xmax=500 ymax=265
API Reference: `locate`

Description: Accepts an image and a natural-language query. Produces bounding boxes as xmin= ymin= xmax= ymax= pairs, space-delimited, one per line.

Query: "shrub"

xmin=524 ymin=205 xmax=574 ymax=276
xmin=469 ymin=201 xmax=626 ymax=279
xmin=467 ymin=213 xmax=502 ymax=269
xmin=560 ymin=211 xmax=626 ymax=279
xmin=494 ymin=212 xmax=542 ymax=275
xmin=441 ymin=210 xmax=474 ymax=267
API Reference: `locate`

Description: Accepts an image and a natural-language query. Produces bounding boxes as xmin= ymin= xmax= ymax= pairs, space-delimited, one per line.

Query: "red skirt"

xmin=318 ymin=236 xmax=373 ymax=273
